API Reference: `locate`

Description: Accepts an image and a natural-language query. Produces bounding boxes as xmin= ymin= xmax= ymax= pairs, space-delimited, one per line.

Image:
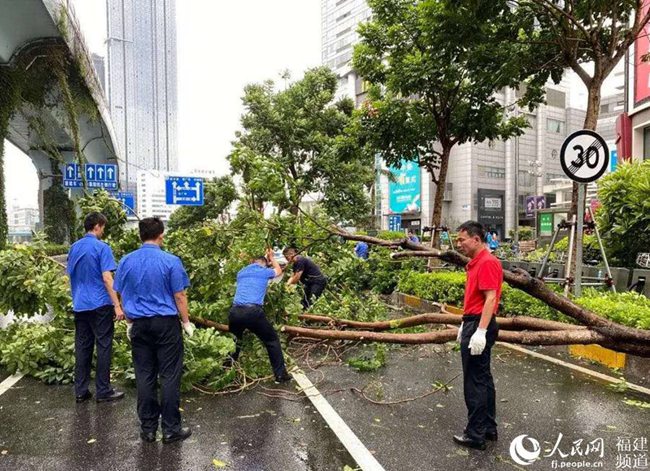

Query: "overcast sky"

xmin=3 ymin=0 xmax=624 ymax=211
xmin=4 ymin=0 xmax=321 ymax=209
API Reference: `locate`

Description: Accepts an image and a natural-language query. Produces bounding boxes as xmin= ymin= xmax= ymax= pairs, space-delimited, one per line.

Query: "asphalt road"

xmin=0 ymin=342 xmax=648 ymax=471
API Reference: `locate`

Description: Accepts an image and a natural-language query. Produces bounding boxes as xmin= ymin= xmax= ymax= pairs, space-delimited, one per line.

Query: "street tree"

xmin=352 ymin=0 xmax=549 ymax=245
xmin=511 ymin=0 xmax=650 ymax=216
xmin=228 ymin=67 xmax=374 ymax=224
xmin=77 ymin=189 xmax=127 ymax=241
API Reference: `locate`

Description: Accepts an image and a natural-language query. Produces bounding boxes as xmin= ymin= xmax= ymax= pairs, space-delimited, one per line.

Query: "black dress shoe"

xmin=96 ymin=390 xmax=125 ymax=403
xmin=453 ymin=434 xmax=487 ymax=450
xmin=140 ymin=431 xmax=156 ymax=443
xmin=486 ymin=431 xmax=498 ymax=441
xmin=274 ymin=371 xmax=293 ymax=384
xmin=75 ymin=391 xmax=92 ymax=403
xmin=162 ymin=427 xmax=192 ymax=444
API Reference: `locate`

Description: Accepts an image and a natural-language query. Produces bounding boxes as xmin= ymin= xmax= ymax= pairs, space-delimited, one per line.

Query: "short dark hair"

xmin=457 ymin=220 xmax=485 ymax=241
xmin=253 ymin=255 xmax=268 ymax=264
xmin=84 ymin=212 xmax=108 ymax=232
xmin=282 ymin=247 xmax=298 ymax=257
xmin=139 ymin=217 xmax=165 ymax=242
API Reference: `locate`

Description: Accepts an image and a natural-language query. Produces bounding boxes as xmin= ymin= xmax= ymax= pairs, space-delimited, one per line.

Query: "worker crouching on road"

xmin=226 ymin=248 xmax=292 ymax=384
xmin=453 ymin=221 xmax=502 ymax=451
xmin=282 ymin=247 xmax=328 ymax=310
xmin=114 ymin=217 xmax=195 ymax=444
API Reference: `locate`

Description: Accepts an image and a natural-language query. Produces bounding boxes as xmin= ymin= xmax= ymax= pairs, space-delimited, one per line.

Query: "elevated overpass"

xmin=0 ymin=0 xmax=121 ymax=208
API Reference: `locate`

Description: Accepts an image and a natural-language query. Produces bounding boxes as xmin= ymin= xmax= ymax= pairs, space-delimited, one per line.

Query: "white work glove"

xmin=126 ymin=323 xmax=133 ymax=342
xmin=469 ymin=328 xmax=487 ymax=356
xmin=456 ymin=322 xmax=463 ymax=343
xmin=182 ymin=321 xmax=195 ymax=337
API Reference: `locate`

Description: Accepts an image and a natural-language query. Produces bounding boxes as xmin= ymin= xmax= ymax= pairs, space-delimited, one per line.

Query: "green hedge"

xmin=577 ymin=289 xmax=650 ymax=330
xmin=397 ymin=271 xmax=466 ymax=305
xmin=397 ymin=271 xmax=649 ymax=328
xmin=43 ymin=243 xmax=69 ymax=256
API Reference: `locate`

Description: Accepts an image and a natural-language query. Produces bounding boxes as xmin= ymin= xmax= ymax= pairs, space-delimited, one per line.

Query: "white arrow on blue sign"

xmin=86 ymin=164 xmax=96 ymax=181
xmin=165 ymin=176 xmax=204 ymax=206
xmin=65 ymin=163 xmax=77 ymax=180
xmin=106 ymin=165 xmax=116 ymax=182
xmin=63 ymin=163 xmax=118 ymax=189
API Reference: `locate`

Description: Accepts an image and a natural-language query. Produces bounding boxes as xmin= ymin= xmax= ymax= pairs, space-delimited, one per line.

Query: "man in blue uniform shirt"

xmin=227 ymin=248 xmax=291 ymax=383
xmin=67 ymin=212 xmax=125 ymax=404
xmin=354 ymin=241 xmax=369 ymax=260
xmin=114 ymin=217 xmax=194 ymax=444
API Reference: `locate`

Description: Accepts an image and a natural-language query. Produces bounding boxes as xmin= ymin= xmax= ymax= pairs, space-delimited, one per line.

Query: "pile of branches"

xmin=192 ymin=229 xmax=650 ymax=358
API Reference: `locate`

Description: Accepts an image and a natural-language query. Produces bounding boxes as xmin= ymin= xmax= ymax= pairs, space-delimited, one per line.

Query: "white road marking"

xmin=291 ymin=370 xmax=386 ymax=471
xmin=498 ymin=343 xmax=650 ymax=397
xmin=0 ymin=373 xmax=24 ymax=397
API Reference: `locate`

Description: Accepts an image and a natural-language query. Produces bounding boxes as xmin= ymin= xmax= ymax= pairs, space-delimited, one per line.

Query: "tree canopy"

xmin=352 ymin=0 xmax=548 ymax=239
xmin=229 ymin=67 xmax=374 ymax=224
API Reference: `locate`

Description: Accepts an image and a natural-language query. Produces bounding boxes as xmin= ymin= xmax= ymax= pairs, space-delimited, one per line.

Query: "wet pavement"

xmin=300 ymin=343 xmax=650 ymax=471
xmin=0 ymin=373 xmax=355 ymax=471
xmin=0 ymin=341 xmax=648 ymax=471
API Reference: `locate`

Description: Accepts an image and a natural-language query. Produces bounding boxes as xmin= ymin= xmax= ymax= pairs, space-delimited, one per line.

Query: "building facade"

xmin=106 ymin=0 xmax=179 ymax=191
xmin=321 ymin=0 xmax=371 ymax=105
xmin=322 ymin=0 xmax=622 ymax=237
xmin=7 ymin=203 xmax=40 ymax=243
xmin=624 ymin=2 xmax=650 ymax=161
xmin=91 ymin=53 xmax=106 ymax=94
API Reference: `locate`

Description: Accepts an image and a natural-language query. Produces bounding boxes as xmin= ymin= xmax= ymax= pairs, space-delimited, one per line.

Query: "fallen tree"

xmin=327 ymin=229 xmax=650 ymax=355
xmin=185 ymin=225 xmax=650 ymax=358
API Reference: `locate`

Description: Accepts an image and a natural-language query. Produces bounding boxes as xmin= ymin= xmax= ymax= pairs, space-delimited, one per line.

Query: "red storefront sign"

xmin=635 ymin=2 xmax=650 ymax=106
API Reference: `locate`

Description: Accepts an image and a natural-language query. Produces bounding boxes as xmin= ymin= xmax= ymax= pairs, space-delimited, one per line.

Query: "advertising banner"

xmin=388 ymin=160 xmax=421 ymax=213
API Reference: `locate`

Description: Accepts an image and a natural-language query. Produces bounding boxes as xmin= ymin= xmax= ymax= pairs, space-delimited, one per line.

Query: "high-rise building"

xmin=321 ymin=0 xmax=371 ymax=104
xmin=106 ymin=0 xmax=179 ymax=192
xmin=91 ymin=53 xmax=106 ymax=94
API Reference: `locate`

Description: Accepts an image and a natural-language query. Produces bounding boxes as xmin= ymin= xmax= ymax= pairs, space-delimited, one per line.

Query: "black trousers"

xmin=74 ymin=305 xmax=115 ymax=398
xmin=131 ymin=316 xmax=184 ymax=435
xmin=460 ymin=315 xmax=499 ymax=443
xmin=301 ymin=277 xmax=327 ymax=310
xmin=228 ymin=304 xmax=287 ymax=379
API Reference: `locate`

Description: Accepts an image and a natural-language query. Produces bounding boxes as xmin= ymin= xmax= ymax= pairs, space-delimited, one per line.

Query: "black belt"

xmin=233 ymin=303 xmax=262 ymax=308
xmin=462 ymin=314 xmax=482 ymax=321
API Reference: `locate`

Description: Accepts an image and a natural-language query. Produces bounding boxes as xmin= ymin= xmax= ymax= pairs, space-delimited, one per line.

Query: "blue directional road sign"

xmin=111 ymin=191 xmax=136 ymax=216
xmin=64 ymin=163 xmax=82 ymax=188
xmin=165 ymin=176 xmax=204 ymax=206
xmin=86 ymin=163 xmax=118 ymax=189
xmin=388 ymin=215 xmax=402 ymax=232
xmin=63 ymin=163 xmax=118 ymax=189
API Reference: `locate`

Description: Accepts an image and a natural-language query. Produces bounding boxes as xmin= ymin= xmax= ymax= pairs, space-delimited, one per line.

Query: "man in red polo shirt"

xmin=453 ymin=221 xmax=502 ymax=451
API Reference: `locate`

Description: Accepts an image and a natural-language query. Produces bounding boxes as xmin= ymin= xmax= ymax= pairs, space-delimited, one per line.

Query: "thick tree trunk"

xmin=281 ymin=324 xmax=650 ymax=356
xmin=430 ymin=147 xmax=451 ymax=248
xmin=334 ymin=231 xmax=650 ymax=345
xmin=299 ymin=313 xmax=586 ymax=332
xmin=191 ymin=230 xmax=650 ymax=356
xmin=568 ymin=82 xmax=602 ymax=282
xmin=190 ymin=316 xmax=229 ymax=332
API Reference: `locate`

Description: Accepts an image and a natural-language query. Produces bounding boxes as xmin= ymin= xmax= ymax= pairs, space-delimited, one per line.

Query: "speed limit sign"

xmin=560 ymin=130 xmax=609 ymax=183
